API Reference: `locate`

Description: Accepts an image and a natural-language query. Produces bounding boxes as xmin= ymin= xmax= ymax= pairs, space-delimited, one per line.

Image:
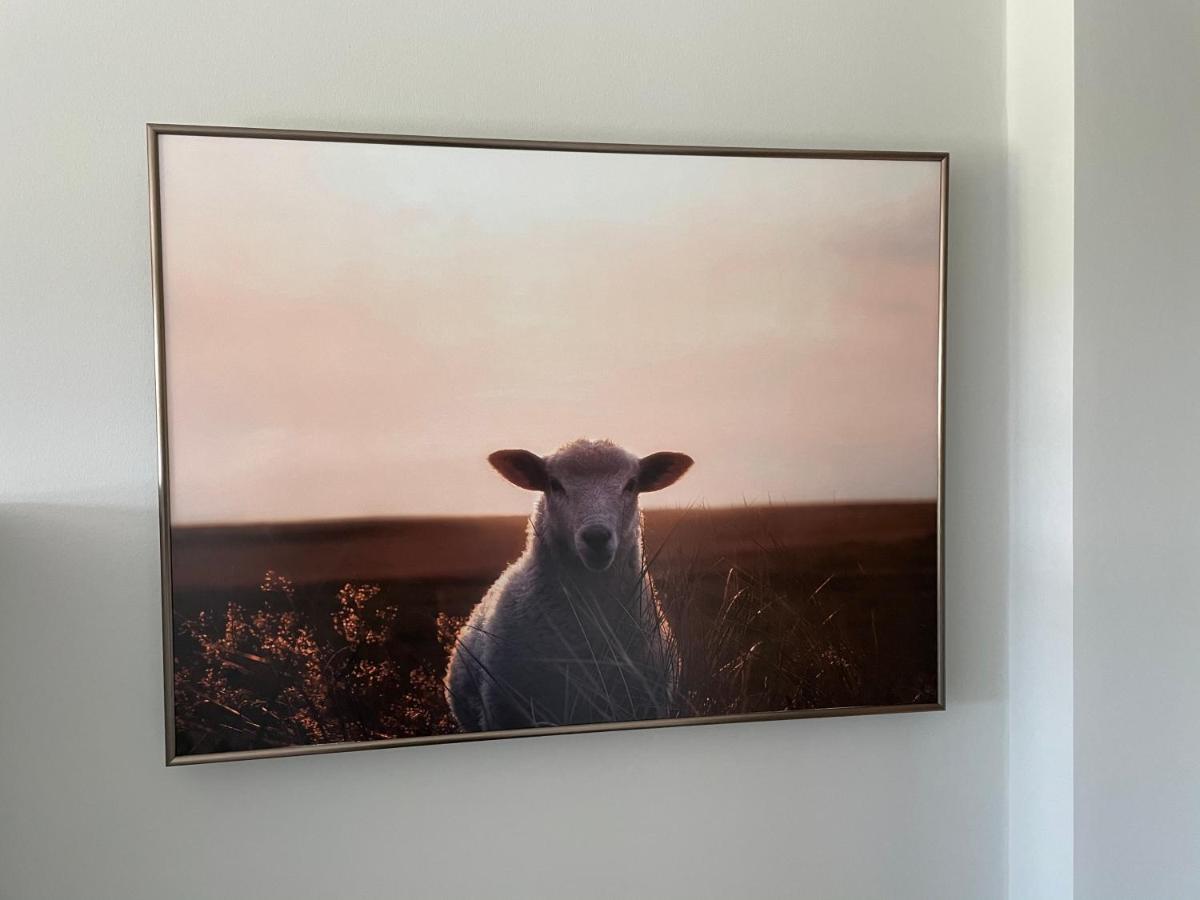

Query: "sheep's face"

xmin=489 ymin=441 xmax=693 ymax=572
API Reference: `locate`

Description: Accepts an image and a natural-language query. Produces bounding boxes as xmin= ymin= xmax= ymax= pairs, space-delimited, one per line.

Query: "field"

xmin=170 ymin=502 xmax=938 ymax=756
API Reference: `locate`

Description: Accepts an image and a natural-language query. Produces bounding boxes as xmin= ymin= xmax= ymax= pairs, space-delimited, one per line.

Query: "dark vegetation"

xmin=171 ymin=503 xmax=938 ymax=756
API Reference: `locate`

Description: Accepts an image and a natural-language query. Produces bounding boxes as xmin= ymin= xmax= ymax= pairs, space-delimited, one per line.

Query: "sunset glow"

xmin=159 ymin=136 xmax=942 ymax=523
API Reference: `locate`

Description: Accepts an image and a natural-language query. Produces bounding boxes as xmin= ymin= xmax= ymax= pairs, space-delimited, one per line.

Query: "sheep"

xmin=444 ymin=439 xmax=694 ymax=733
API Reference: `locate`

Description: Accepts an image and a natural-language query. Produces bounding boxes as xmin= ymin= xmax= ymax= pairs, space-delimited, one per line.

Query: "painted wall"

xmin=1074 ymin=2 xmax=1200 ymax=897
xmin=0 ymin=2 xmax=1009 ymax=898
xmin=1005 ymin=0 xmax=1074 ymax=896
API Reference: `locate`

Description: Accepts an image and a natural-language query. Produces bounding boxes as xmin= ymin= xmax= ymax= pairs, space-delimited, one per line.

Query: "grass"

xmin=655 ymin=503 xmax=935 ymax=718
xmin=172 ymin=504 xmax=936 ymax=755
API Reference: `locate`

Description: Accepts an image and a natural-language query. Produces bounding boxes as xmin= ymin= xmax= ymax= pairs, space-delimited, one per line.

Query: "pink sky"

xmin=159 ymin=135 xmax=942 ymax=523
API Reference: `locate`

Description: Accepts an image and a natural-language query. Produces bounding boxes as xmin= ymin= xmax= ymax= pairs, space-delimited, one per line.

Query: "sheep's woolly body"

xmin=444 ymin=441 xmax=681 ymax=732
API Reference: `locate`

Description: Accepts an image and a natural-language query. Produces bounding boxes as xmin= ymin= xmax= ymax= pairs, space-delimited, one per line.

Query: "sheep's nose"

xmin=580 ymin=524 xmax=613 ymax=550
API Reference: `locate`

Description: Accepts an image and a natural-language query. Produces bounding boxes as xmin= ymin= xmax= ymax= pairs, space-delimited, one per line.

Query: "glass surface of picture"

xmin=149 ymin=126 xmax=946 ymax=763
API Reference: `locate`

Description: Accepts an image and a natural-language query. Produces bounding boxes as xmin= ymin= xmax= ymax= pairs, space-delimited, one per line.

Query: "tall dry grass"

xmin=173 ymin=506 xmax=934 ymax=754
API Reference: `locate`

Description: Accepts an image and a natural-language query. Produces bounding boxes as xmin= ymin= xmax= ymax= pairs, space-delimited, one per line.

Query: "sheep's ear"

xmin=638 ymin=452 xmax=694 ymax=492
xmin=488 ymin=449 xmax=549 ymax=492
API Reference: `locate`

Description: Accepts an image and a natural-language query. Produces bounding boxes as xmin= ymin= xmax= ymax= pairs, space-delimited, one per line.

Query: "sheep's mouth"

xmin=576 ymin=544 xmax=616 ymax=572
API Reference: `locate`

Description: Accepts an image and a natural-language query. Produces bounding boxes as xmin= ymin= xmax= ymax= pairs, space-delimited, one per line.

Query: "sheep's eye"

xmin=623 ymin=478 xmax=637 ymax=494
xmin=549 ymin=478 xmax=566 ymax=496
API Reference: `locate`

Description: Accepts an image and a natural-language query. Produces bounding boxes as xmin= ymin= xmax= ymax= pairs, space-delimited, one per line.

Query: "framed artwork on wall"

xmin=148 ymin=124 xmax=947 ymax=764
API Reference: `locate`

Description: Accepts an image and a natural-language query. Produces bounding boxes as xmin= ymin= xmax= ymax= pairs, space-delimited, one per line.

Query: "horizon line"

xmin=171 ymin=497 xmax=938 ymax=531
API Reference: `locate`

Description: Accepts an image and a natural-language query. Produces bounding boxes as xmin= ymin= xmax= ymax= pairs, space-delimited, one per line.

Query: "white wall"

xmin=1005 ymin=0 xmax=1074 ymax=896
xmin=1074 ymin=2 xmax=1200 ymax=898
xmin=0 ymin=2 xmax=1010 ymax=898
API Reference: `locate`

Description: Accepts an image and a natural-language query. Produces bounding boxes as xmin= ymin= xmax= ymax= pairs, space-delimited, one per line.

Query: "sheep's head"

xmin=489 ymin=440 xmax=693 ymax=572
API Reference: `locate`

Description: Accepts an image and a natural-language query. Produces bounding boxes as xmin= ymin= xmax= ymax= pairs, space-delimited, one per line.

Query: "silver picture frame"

xmin=148 ymin=123 xmax=947 ymax=765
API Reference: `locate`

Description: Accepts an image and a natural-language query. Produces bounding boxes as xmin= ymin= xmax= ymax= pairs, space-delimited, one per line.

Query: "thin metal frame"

xmin=147 ymin=123 xmax=948 ymax=766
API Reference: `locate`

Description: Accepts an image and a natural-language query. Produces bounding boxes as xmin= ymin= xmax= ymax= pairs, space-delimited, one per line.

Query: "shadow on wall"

xmin=0 ymin=503 xmax=166 ymax=764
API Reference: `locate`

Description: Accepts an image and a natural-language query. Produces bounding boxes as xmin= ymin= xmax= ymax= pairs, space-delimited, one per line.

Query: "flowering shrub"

xmin=173 ymin=571 xmax=466 ymax=755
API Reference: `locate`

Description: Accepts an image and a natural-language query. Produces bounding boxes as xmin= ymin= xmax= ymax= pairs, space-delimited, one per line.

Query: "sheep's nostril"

xmin=580 ymin=525 xmax=612 ymax=550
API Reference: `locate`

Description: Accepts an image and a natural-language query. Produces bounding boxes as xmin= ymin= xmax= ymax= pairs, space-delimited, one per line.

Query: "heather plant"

xmin=173 ymin=571 xmax=465 ymax=754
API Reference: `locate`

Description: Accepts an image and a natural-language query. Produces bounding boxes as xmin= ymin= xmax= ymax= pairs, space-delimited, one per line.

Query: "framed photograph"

xmin=149 ymin=124 xmax=946 ymax=765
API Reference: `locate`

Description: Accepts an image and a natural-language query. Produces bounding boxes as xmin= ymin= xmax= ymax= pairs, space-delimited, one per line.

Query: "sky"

xmin=160 ymin=135 xmax=942 ymax=523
